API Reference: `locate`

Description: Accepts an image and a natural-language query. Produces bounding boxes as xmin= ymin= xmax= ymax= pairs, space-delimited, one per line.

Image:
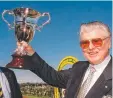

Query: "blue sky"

xmin=0 ymin=1 xmax=112 ymax=83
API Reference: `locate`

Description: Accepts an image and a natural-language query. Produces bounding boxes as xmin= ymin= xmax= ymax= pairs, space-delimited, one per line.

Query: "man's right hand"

xmin=17 ymin=41 xmax=35 ymax=56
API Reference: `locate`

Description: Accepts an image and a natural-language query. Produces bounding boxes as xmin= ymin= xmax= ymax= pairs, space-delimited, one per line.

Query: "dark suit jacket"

xmin=24 ymin=52 xmax=112 ymax=98
xmin=0 ymin=67 xmax=22 ymax=98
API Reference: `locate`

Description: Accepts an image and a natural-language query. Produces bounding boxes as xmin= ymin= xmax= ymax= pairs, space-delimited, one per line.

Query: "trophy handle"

xmin=2 ymin=10 xmax=15 ymax=29
xmin=36 ymin=12 xmax=51 ymax=31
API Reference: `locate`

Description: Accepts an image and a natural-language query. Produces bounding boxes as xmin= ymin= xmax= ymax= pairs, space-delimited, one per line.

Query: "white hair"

xmin=80 ymin=21 xmax=111 ymax=37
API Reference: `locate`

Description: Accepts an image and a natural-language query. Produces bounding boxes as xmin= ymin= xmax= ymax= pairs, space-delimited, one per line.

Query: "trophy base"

xmin=6 ymin=54 xmax=25 ymax=69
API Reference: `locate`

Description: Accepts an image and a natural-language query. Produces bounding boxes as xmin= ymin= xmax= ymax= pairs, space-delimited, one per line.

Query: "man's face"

xmin=80 ymin=29 xmax=111 ymax=65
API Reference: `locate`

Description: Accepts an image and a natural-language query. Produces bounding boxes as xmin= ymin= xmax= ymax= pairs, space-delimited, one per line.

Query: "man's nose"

xmin=88 ymin=41 xmax=95 ymax=50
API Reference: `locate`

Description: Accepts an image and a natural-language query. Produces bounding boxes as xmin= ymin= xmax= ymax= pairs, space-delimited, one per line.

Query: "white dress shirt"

xmin=0 ymin=69 xmax=11 ymax=98
xmin=81 ymin=55 xmax=111 ymax=97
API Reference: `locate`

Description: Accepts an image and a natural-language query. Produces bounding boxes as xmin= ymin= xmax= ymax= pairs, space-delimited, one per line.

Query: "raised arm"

xmin=30 ymin=52 xmax=72 ymax=88
xmin=19 ymin=41 xmax=72 ymax=88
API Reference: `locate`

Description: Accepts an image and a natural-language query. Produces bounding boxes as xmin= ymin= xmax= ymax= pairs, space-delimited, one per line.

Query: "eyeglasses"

xmin=80 ymin=36 xmax=110 ymax=49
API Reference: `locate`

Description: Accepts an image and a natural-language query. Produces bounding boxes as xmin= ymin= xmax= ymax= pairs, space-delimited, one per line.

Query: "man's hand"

xmin=17 ymin=41 xmax=35 ymax=56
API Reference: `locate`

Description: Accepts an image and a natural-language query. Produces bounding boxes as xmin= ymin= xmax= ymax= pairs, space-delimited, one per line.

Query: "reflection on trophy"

xmin=2 ymin=7 xmax=50 ymax=69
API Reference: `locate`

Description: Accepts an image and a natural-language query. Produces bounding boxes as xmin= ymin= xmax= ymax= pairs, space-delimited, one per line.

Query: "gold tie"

xmin=77 ymin=66 xmax=96 ymax=98
xmin=0 ymin=83 xmax=3 ymax=98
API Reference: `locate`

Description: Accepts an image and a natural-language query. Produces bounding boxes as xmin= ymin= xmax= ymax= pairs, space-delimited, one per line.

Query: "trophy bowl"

xmin=2 ymin=7 xmax=50 ymax=69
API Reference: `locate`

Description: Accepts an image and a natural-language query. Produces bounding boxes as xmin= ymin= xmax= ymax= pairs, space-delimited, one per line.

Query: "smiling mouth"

xmin=88 ymin=52 xmax=98 ymax=56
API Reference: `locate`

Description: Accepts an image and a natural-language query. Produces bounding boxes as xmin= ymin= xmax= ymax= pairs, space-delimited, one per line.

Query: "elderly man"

xmin=19 ymin=21 xmax=112 ymax=98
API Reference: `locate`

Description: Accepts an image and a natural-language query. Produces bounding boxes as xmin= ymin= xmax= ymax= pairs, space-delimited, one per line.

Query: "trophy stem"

xmin=6 ymin=54 xmax=24 ymax=69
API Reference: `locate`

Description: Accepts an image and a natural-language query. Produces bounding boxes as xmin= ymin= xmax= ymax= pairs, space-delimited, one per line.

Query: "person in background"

xmin=0 ymin=67 xmax=22 ymax=98
xmin=19 ymin=21 xmax=112 ymax=98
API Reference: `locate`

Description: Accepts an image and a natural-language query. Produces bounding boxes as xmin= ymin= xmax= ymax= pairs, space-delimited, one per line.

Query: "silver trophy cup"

xmin=2 ymin=7 xmax=50 ymax=69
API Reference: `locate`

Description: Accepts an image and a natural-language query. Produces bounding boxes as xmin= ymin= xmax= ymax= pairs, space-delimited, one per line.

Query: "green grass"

xmin=23 ymin=95 xmax=50 ymax=98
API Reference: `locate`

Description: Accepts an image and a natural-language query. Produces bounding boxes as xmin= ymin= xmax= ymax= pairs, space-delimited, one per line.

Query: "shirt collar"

xmin=89 ymin=55 xmax=111 ymax=71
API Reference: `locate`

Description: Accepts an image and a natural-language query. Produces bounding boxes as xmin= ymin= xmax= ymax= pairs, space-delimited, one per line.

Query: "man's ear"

xmin=108 ymin=37 xmax=111 ymax=49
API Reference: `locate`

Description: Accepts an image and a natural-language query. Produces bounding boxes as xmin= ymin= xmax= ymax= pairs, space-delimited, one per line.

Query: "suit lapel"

xmin=0 ymin=68 xmax=14 ymax=98
xmin=86 ymin=58 xmax=112 ymax=98
xmin=65 ymin=61 xmax=89 ymax=98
